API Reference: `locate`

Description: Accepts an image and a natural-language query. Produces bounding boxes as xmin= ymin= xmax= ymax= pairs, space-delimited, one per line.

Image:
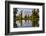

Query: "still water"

xmin=16 ymin=20 xmax=32 ymax=27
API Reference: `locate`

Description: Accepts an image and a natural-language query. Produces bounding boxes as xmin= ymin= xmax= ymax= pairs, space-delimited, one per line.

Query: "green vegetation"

xmin=15 ymin=9 xmax=39 ymax=27
xmin=30 ymin=9 xmax=39 ymax=27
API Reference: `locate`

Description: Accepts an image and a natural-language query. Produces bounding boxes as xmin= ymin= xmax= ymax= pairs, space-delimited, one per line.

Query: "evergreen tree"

xmin=20 ymin=10 xmax=23 ymax=27
xmin=13 ymin=8 xmax=18 ymax=28
xmin=31 ymin=9 xmax=39 ymax=27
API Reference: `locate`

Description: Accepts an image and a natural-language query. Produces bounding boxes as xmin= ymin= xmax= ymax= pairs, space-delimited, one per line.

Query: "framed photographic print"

xmin=5 ymin=1 xmax=45 ymax=35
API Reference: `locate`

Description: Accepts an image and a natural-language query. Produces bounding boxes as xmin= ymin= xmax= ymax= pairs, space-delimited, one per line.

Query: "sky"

xmin=16 ymin=8 xmax=33 ymax=18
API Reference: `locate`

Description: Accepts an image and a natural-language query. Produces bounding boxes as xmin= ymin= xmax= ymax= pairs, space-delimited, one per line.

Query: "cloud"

xmin=16 ymin=8 xmax=33 ymax=17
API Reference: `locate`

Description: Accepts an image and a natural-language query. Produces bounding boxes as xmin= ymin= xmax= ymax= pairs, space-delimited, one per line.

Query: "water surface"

xmin=16 ymin=20 xmax=32 ymax=27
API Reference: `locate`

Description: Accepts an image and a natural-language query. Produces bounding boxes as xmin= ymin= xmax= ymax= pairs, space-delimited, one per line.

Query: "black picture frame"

xmin=5 ymin=1 xmax=45 ymax=35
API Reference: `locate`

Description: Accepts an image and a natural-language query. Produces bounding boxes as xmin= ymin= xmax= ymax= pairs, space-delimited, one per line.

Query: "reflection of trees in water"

xmin=14 ymin=9 xmax=39 ymax=27
xmin=16 ymin=20 xmax=32 ymax=27
xmin=13 ymin=8 xmax=18 ymax=28
xmin=31 ymin=9 xmax=39 ymax=27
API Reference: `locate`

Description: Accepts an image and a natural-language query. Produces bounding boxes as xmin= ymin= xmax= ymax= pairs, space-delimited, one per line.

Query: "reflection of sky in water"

xmin=16 ymin=20 xmax=32 ymax=27
xmin=16 ymin=8 xmax=33 ymax=18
